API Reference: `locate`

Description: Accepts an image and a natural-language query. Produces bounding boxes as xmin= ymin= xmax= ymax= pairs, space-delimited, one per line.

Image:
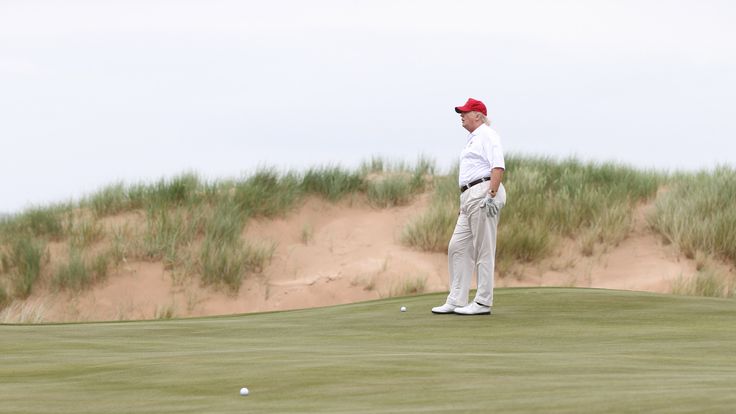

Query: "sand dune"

xmin=12 ymin=193 xmax=720 ymax=322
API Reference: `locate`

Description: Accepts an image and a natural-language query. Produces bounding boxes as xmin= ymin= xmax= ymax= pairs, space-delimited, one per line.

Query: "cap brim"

xmin=454 ymin=106 xmax=467 ymax=113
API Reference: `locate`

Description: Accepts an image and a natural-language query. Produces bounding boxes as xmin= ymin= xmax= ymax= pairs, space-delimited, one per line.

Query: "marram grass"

xmin=649 ymin=166 xmax=736 ymax=266
xmin=401 ymin=155 xmax=663 ymax=268
xmin=3 ymin=156 xmax=736 ymax=306
xmin=0 ymin=158 xmax=435 ymax=302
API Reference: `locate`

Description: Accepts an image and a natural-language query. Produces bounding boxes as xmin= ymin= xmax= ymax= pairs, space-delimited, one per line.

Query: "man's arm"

xmin=489 ymin=167 xmax=504 ymax=197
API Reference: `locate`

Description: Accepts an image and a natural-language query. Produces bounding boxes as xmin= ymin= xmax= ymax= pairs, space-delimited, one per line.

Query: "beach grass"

xmin=52 ymin=249 xmax=91 ymax=292
xmin=232 ymin=168 xmax=301 ymax=217
xmin=3 ymin=236 xmax=46 ymax=299
xmin=0 ymin=284 xmax=8 ymax=308
xmin=198 ymin=197 xmax=277 ymax=292
xmin=0 ymin=204 xmax=70 ymax=240
xmin=2 ymin=156 xmax=736 ymax=306
xmin=87 ymin=182 xmax=130 ymax=217
xmin=2 ymin=288 xmax=736 ymax=413
xmin=387 ymin=274 xmax=427 ymax=297
xmin=649 ymin=166 xmax=736 ymax=266
xmin=366 ymin=174 xmax=414 ymax=208
xmin=301 ymin=165 xmax=365 ymax=201
xmin=402 ymin=156 xmax=663 ymax=268
xmin=671 ymin=267 xmax=735 ymax=298
xmin=400 ymin=169 xmax=458 ymax=251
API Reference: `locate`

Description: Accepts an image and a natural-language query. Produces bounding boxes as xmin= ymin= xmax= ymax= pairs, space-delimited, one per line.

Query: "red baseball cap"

xmin=454 ymin=98 xmax=487 ymax=116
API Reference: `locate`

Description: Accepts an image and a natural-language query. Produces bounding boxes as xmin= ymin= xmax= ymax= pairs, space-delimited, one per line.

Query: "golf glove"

xmin=480 ymin=195 xmax=500 ymax=218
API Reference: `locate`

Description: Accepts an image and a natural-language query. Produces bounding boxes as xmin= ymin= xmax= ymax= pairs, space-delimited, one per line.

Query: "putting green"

xmin=2 ymin=288 xmax=736 ymax=413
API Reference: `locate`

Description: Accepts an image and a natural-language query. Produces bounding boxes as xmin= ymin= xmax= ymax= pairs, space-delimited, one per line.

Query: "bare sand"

xmin=8 ymin=193 xmax=723 ymax=322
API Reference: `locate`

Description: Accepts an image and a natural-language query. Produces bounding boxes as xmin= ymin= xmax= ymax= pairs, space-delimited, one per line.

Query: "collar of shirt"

xmin=466 ymin=124 xmax=487 ymax=144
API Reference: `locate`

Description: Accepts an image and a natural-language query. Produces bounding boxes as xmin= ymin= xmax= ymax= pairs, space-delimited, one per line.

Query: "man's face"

xmin=460 ymin=111 xmax=479 ymax=132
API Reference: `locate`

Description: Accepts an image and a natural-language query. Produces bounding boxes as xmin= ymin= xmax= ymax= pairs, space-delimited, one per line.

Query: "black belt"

xmin=460 ymin=177 xmax=490 ymax=193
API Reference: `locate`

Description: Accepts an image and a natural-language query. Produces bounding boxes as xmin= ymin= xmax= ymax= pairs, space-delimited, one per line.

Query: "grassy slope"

xmin=2 ymin=288 xmax=736 ymax=414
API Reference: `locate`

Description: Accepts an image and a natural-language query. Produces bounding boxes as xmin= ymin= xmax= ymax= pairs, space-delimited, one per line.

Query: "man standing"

xmin=432 ymin=98 xmax=506 ymax=316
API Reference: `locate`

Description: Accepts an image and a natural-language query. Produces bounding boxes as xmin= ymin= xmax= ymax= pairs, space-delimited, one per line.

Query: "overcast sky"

xmin=2 ymin=0 xmax=735 ymax=214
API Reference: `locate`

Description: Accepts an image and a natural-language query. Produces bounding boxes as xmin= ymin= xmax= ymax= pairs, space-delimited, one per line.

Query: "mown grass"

xmin=402 ymin=155 xmax=663 ymax=271
xmin=2 ymin=288 xmax=736 ymax=413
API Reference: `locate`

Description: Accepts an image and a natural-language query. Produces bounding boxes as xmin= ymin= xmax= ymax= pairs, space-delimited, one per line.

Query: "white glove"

xmin=480 ymin=195 xmax=500 ymax=218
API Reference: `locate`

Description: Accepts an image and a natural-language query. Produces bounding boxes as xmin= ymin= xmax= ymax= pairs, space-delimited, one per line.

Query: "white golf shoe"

xmin=454 ymin=302 xmax=491 ymax=315
xmin=431 ymin=303 xmax=457 ymax=314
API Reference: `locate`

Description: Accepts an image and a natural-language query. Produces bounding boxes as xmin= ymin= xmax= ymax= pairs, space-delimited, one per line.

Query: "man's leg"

xmin=445 ymin=211 xmax=474 ymax=307
xmin=472 ymin=208 xmax=499 ymax=307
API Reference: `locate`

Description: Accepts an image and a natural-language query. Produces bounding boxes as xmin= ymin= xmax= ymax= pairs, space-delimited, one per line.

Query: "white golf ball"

xmin=400 ymin=306 xmax=407 ymax=312
xmin=240 ymin=387 xmax=250 ymax=396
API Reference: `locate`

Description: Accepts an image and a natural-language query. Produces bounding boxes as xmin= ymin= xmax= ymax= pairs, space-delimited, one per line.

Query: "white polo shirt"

xmin=458 ymin=124 xmax=505 ymax=186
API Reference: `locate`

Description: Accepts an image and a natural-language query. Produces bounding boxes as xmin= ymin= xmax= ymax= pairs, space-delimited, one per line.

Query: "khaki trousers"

xmin=445 ymin=181 xmax=505 ymax=307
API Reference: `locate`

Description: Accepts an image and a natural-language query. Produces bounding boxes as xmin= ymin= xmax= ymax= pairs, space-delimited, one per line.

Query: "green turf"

xmin=2 ymin=288 xmax=736 ymax=413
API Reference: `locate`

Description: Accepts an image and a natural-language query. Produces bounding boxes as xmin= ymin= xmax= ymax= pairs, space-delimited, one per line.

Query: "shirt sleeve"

xmin=486 ymin=130 xmax=505 ymax=170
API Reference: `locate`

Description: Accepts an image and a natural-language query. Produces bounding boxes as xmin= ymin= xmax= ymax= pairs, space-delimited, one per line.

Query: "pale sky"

xmin=2 ymin=0 xmax=735 ymax=214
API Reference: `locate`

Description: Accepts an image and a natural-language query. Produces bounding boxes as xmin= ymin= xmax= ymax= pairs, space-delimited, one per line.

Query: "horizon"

xmin=2 ymin=1 xmax=735 ymax=214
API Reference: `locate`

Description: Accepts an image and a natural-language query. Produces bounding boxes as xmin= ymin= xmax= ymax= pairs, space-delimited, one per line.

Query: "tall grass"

xmin=364 ymin=156 xmax=434 ymax=208
xmin=240 ymin=241 xmax=276 ymax=273
xmin=5 ymin=237 xmax=46 ymax=298
xmin=498 ymin=157 xmax=661 ymax=265
xmin=649 ymin=167 xmax=736 ymax=265
xmin=0 ymin=284 xmax=8 ymax=309
xmin=141 ymin=206 xmax=206 ymax=267
xmin=68 ymin=217 xmax=105 ymax=249
xmin=402 ymin=156 xmax=663 ymax=266
xmin=198 ymin=200 xmax=249 ymax=291
xmin=0 ymin=204 xmax=70 ymax=241
xmin=2 ymin=155 xmax=699 ymax=299
xmin=367 ymin=174 xmax=414 ymax=207
xmin=146 ymin=173 xmax=203 ymax=208
xmin=52 ymin=249 xmax=111 ymax=292
xmin=401 ymin=171 xmax=458 ymax=251
xmin=84 ymin=173 xmax=210 ymax=217
xmin=387 ymin=275 xmax=427 ymax=297
xmin=200 ymin=240 xmax=275 ymax=292
xmin=232 ymin=169 xmax=301 ymax=217
xmin=53 ymin=250 xmax=91 ymax=292
xmin=0 ymin=300 xmax=46 ymax=323
xmin=301 ymin=166 xmax=365 ymax=201
xmin=87 ymin=183 xmax=129 ymax=216
xmin=672 ymin=268 xmax=735 ymax=298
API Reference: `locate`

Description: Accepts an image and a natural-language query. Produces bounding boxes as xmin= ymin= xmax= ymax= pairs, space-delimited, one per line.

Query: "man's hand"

xmin=480 ymin=195 xmax=500 ymax=218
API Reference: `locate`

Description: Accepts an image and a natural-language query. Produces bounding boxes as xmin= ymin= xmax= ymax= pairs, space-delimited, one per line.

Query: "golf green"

xmin=2 ymin=288 xmax=736 ymax=413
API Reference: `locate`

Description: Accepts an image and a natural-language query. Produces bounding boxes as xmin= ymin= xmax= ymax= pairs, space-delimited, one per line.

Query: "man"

xmin=432 ymin=98 xmax=506 ymax=316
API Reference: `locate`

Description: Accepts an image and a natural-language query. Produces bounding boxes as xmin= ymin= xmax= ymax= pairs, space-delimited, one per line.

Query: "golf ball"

xmin=240 ymin=387 xmax=249 ymax=396
xmin=400 ymin=306 xmax=407 ymax=312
